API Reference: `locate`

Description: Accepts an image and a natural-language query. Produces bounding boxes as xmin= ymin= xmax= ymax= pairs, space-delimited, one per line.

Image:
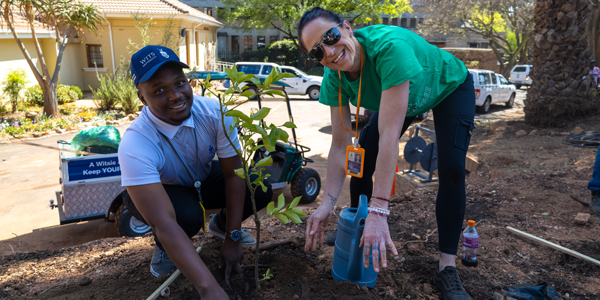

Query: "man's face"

xmin=137 ymin=63 xmax=193 ymax=125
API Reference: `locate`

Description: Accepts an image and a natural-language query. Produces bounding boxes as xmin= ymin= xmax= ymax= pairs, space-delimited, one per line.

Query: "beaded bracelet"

xmin=368 ymin=207 xmax=390 ymax=217
xmin=371 ymin=196 xmax=390 ymax=202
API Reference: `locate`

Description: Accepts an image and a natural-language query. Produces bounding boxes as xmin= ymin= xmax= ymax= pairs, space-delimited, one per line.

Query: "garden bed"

xmin=1 ymin=115 xmax=600 ymax=299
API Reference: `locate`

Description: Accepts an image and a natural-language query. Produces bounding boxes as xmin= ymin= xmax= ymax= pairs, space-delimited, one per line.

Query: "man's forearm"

xmin=154 ymin=221 xmax=218 ymax=291
xmin=224 ymin=175 xmax=246 ymax=231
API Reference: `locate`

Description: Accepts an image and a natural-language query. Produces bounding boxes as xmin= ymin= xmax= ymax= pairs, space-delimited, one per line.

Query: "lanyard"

xmin=338 ymin=42 xmax=365 ymax=147
xmin=157 ymin=120 xmax=207 ymax=233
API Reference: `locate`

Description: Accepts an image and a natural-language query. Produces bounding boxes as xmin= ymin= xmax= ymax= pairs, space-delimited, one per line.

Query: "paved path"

xmin=0 ymin=89 xmax=527 ymax=254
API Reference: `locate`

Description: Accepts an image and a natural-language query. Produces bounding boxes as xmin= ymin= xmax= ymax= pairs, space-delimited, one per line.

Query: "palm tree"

xmin=0 ymin=0 xmax=102 ymax=117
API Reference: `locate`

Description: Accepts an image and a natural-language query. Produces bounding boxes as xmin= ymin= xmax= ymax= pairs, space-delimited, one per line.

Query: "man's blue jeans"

xmin=589 ymin=146 xmax=600 ymax=191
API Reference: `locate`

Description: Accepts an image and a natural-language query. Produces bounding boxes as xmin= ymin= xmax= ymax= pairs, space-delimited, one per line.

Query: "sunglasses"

xmin=307 ymin=23 xmax=343 ymax=62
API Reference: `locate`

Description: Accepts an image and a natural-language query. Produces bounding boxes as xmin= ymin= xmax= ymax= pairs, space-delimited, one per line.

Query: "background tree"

xmin=2 ymin=68 xmax=28 ymax=112
xmin=217 ymin=0 xmax=412 ymax=50
xmin=420 ymin=0 xmax=535 ymax=76
xmin=525 ymin=0 xmax=600 ymax=127
xmin=0 ymin=0 xmax=102 ymax=117
xmin=587 ymin=0 xmax=600 ymax=61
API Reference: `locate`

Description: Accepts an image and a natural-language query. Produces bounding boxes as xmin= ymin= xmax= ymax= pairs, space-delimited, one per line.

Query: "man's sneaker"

xmin=207 ymin=214 xmax=256 ymax=246
xmin=150 ymin=245 xmax=176 ymax=277
xmin=432 ymin=266 xmax=473 ymax=300
xmin=325 ymin=230 xmax=337 ymax=246
xmin=591 ymin=190 xmax=600 ymax=217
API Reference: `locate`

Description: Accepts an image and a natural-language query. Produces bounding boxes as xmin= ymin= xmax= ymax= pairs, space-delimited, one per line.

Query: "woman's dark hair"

xmin=297 ymin=7 xmax=343 ymax=54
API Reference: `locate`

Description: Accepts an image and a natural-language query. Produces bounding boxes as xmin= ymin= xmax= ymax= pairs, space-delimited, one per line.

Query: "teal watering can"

xmin=331 ymin=195 xmax=378 ymax=287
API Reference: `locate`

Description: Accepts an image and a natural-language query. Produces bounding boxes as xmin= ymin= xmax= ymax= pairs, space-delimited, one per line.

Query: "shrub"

xmin=25 ymin=85 xmax=43 ymax=107
xmin=91 ymin=58 xmax=137 ymax=112
xmin=2 ymin=69 xmax=29 ymax=112
xmin=70 ymin=86 xmax=83 ymax=100
xmin=77 ymin=109 xmax=97 ymax=122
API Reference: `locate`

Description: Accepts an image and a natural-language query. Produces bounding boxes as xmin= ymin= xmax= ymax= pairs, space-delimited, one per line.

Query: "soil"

xmin=2 ymin=114 xmax=600 ymax=300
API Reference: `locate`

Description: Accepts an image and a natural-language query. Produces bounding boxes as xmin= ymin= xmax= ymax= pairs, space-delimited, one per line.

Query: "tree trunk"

xmin=525 ymin=0 xmax=600 ymax=127
xmin=588 ymin=2 xmax=600 ymax=61
xmin=43 ymin=83 xmax=60 ymax=117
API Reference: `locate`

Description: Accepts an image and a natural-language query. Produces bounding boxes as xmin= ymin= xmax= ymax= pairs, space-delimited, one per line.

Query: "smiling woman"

xmin=297 ymin=7 xmax=476 ymax=300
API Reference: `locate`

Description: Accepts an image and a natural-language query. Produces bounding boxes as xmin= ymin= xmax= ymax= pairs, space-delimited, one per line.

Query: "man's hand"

xmin=305 ymin=203 xmax=334 ymax=252
xmin=360 ymin=213 xmax=398 ymax=273
xmin=219 ymin=238 xmax=244 ymax=285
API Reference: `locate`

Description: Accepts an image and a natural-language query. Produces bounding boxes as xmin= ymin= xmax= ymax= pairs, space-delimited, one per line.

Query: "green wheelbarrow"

xmin=187 ymin=71 xmax=321 ymax=204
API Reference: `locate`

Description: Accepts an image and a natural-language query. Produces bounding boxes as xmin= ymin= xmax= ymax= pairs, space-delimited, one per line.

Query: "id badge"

xmin=345 ymin=145 xmax=365 ymax=178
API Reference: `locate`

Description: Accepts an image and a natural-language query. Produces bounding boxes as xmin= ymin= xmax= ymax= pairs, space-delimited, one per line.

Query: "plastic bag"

xmin=494 ymin=283 xmax=563 ymax=300
xmin=71 ymin=126 xmax=121 ymax=153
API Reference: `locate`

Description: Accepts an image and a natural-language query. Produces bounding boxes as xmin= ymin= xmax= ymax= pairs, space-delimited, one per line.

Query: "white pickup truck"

xmin=233 ymin=62 xmax=323 ymax=100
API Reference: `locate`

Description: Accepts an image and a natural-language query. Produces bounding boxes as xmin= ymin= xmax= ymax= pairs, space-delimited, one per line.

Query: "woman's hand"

xmin=305 ymin=203 xmax=334 ymax=252
xmin=360 ymin=213 xmax=398 ymax=272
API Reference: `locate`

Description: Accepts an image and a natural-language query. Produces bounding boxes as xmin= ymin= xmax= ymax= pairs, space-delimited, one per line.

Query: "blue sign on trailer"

xmin=68 ymin=157 xmax=121 ymax=181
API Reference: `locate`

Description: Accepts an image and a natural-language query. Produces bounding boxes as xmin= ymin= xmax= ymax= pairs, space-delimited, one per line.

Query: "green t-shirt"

xmin=319 ymin=25 xmax=468 ymax=117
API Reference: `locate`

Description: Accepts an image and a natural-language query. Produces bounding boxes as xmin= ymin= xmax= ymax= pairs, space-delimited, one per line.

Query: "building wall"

xmin=0 ymin=38 xmax=46 ymax=91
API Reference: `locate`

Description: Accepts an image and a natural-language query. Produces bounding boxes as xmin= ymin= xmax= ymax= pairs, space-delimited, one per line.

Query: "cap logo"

xmin=140 ymin=52 xmax=157 ymax=68
xmin=159 ymin=49 xmax=169 ymax=58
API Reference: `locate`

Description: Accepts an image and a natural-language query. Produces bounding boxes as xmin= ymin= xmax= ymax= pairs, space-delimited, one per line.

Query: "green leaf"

xmin=252 ymin=125 xmax=268 ymax=139
xmin=224 ymin=109 xmax=251 ymax=124
xmin=233 ymin=168 xmax=245 ymax=178
xmin=277 ymin=193 xmax=285 ymax=211
xmin=255 ymin=156 xmax=273 ymax=167
xmin=277 ymin=128 xmax=289 ymax=142
xmin=274 ymin=213 xmax=289 ymax=224
xmin=241 ymin=90 xmax=255 ymax=98
xmin=289 ymin=196 xmax=301 ymax=209
xmin=266 ymin=201 xmax=275 ymax=215
xmin=283 ymin=210 xmax=302 ymax=223
xmin=267 ymin=130 xmax=280 ymax=152
xmin=264 ymin=73 xmax=273 ymax=90
xmin=260 ymin=182 xmax=268 ymax=193
xmin=281 ymin=121 xmax=297 ymax=128
xmin=289 ymin=208 xmax=307 ymax=217
xmin=250 ymin=107 xmax=270 ymax=121
xmin=268 ymin=89 xmax=286 ymax=97
xmin=250 ymin=78 xmax=261 ymax=87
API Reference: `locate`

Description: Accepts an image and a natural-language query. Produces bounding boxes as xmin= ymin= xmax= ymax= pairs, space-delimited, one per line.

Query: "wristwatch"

xmin=226 ymin=230 xmax=242 ymax=242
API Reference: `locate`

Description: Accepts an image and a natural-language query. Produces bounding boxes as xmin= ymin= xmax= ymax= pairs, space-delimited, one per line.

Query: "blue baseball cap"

xmin=130 ymin=45 xmax=189 ymax=87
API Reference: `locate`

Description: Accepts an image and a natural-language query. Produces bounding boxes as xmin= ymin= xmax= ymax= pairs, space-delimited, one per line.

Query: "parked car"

xmin=233 ymin=62 xmax=323 ymax=100
xmin=509 ymin=64 xmax=532 ymax=89
xmin=469 ymin=69 xmax=517 ymax=113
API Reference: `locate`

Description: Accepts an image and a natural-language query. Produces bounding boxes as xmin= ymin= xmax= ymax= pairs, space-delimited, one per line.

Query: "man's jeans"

xmin=588 ymin=146 xmax=600 ymax=191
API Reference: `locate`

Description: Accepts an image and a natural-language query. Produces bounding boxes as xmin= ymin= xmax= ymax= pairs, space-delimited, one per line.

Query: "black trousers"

xmin=123 ymin=161 xmax=273 ymax=251
xmin=350 ymin=73 xmax=476 ymax=255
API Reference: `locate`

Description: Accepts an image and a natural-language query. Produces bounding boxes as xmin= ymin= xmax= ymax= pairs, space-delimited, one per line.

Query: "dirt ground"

xmin=2 ymin=113 xmax=600 ymax=299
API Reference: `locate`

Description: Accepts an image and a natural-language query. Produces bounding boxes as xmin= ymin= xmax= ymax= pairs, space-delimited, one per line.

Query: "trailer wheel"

xmin=115 ymin=205 xmax=151 ymax=237
xmin=291 ymin=168 xmax=321 ymax=204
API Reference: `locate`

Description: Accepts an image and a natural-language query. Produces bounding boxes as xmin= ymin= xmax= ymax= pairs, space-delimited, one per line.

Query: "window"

xmin=269 ymin=36 xmax=279 ymax=44
xmin=392 ymin=18 xmax=399 ymax=26
xmin=469 ymin=42 xmax=479 ymax=48
xmin=232 ymin=35 xmax=240 ymax=53
xmin=499 ymin=76 xmax=508 ymax=85
xmin=382 ymin=18 xmax=388 ymax=25
xmin=236 ymin=64 xmax=261 ymax=74
xmin=513 ymin=66 xmax=527 ymax=72
xmin=409 ymin=18 xmax=417 ymax=28
xmin=86 ymin=45 xmax=103 ymax=68
xmin=257 ymin=36 xmax=265 ymax=49
xmin=480 ymin=42 xmax=489 ymax=48
xmin=491 ymin=74 xmax=497 ymax=84
xmin=478 ymin=73 xmax=490 ymax=85
xmin=203 ymin=7 xmax=212 ymax=16
xmin=400 ymin=18 xmax=407 ymax=27
xmin=281 ymin=68 xmax=299 ymax=76
xmin=261 ymin=65 xmax=273 ymax=75
xmin=244 ymin=35 xmax=252 ymax=50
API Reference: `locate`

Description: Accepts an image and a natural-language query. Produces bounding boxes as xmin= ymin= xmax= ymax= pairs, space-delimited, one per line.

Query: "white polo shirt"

xmin=118 ymin=95 xmax=240 ymax=187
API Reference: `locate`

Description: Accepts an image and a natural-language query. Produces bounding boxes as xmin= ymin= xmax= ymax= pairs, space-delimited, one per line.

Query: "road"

xmin=0 ymin=89 xmax=527 ymax=255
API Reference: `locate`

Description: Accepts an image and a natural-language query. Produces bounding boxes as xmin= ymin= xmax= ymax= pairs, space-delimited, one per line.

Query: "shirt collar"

xmin=145 ymin=106 xmax=195 ymax=139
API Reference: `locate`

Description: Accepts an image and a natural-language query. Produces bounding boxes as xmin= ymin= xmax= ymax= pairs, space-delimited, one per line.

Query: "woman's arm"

xmin=304 ymin=104 xmax=354 ymax=252
xmin=360 ymin=80 xmax=409 ymax=272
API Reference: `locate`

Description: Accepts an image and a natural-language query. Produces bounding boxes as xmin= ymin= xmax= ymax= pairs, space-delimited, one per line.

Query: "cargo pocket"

xmin=455 ymin=118 xmax=475 ymax=151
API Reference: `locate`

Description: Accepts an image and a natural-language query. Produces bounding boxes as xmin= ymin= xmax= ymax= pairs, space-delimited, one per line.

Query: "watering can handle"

xmin=347 ymin=218 xmax=365 ymax=280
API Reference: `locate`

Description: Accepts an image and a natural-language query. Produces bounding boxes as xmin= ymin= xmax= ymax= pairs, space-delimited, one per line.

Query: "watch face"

xmin=230 ymin=230 xmax=242 ymax=241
